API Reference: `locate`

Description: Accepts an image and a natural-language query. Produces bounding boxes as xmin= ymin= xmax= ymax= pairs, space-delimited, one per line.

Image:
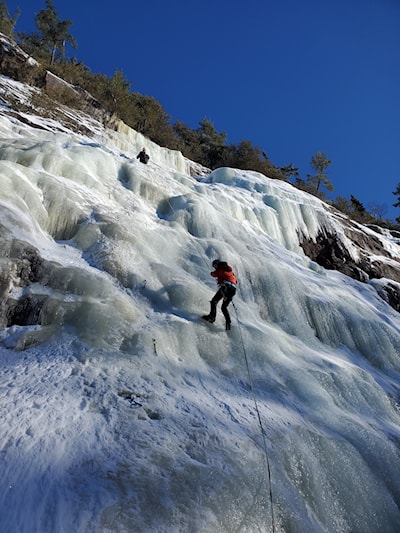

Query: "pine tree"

xmin=0 ymin=1 xmax=19 ymax=38
xmin=174 ymin=121 xmax=203 ymax=161
xmin=35 ymin=0 xmax=76 ymax=65
xmin=196 ymin=118 xmax=227 ymax=167
xmin=392 ymin=183 xmax=400 ymax=222
xmin=103 ymin=70 xmax=131 ymax=115
xmin=280 ymin=163 xmax=299 ymax=181
xmin=308 ymin=151 xmax=334 ymax=195
xmin=197 ymin=118 xmax=227 ymax=148
xmin=350 ymin=195 xmax=370 ymax=223
xmin=332 ymin=195 xmax=352 ymax=215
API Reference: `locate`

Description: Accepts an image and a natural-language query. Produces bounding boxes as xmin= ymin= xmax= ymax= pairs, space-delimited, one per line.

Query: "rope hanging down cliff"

xmin=158 ymin=195 xmax=276 ymax=531
xmin=232 ymin=301 xmax=276 ymax=533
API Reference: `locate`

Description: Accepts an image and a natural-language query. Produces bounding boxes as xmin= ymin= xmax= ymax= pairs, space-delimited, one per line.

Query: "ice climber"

xmin=202 ymin=259 xmax=237 ymax=330
xmin=137 ymin=148 xmax=149 ymax=164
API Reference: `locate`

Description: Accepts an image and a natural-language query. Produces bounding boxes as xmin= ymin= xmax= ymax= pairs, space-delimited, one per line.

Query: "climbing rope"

xmin=232 ymin=301 xmax=277 ymax=533
xmin=151 ymin=192 xmax=276 ymax=529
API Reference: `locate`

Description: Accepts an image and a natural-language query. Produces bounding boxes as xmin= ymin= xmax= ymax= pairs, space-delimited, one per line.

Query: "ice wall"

xmin=1 ymin=109 xmax=400 ymax=532
xmin=111 ymin=119 xmax=188 ymax=173
xmin=1 ymin=109 xmax=400 ymax=379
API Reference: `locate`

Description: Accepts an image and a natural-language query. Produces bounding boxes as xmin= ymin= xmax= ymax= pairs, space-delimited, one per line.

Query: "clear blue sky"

xmin=6 ymin=0 xmax=400 ymax=220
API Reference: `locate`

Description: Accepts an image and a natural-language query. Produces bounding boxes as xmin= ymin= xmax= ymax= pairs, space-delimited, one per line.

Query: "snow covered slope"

xmin=1 ymin=76 xmax=400 ymax=533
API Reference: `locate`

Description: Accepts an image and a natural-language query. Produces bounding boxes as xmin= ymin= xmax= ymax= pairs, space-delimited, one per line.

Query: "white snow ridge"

xmin=1 ymin=77 xmax=400 ymax=533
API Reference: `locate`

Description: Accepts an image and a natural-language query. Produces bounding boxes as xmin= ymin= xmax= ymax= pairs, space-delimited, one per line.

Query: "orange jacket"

xmin=211 ymin=262 xmax=237 ymax=286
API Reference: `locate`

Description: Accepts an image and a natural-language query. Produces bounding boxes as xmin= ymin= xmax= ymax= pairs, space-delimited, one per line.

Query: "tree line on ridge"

xmin=0 ymin=0 xmax=399 ymax=227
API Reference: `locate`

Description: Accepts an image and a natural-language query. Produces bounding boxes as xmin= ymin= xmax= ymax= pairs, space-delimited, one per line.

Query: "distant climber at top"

xmin=137 ymin=148 xmax=149 ymax=164
xmin=202 ymin=259 xmax=237 ymax=330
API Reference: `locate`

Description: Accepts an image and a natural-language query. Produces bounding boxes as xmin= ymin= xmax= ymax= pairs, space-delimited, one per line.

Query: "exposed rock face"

xmin=300 ymin=214 xmax=400 ymax=312
xmin=0 ymin=32 xmax=114 ymax=133
xmin=44 ymin=70 xmax=113 ymax=126
xmin=0 ymin=236 xmax=62 ymax=331
xmin=0 ymin=34 xmax=37 ymax=80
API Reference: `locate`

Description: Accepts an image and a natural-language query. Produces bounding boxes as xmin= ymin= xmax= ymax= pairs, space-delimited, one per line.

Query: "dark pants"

xmin=209 ymin=285 xmax=236 ymax=325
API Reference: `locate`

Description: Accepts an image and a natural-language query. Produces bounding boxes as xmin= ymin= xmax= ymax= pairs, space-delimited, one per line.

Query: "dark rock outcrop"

xmin=0 ymin=34 xmax=37 ymax=80
xmin=0 ymin=238 xmax=56 ymax=328
xmin=300 ymin=215 xmax=400 ymax=312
